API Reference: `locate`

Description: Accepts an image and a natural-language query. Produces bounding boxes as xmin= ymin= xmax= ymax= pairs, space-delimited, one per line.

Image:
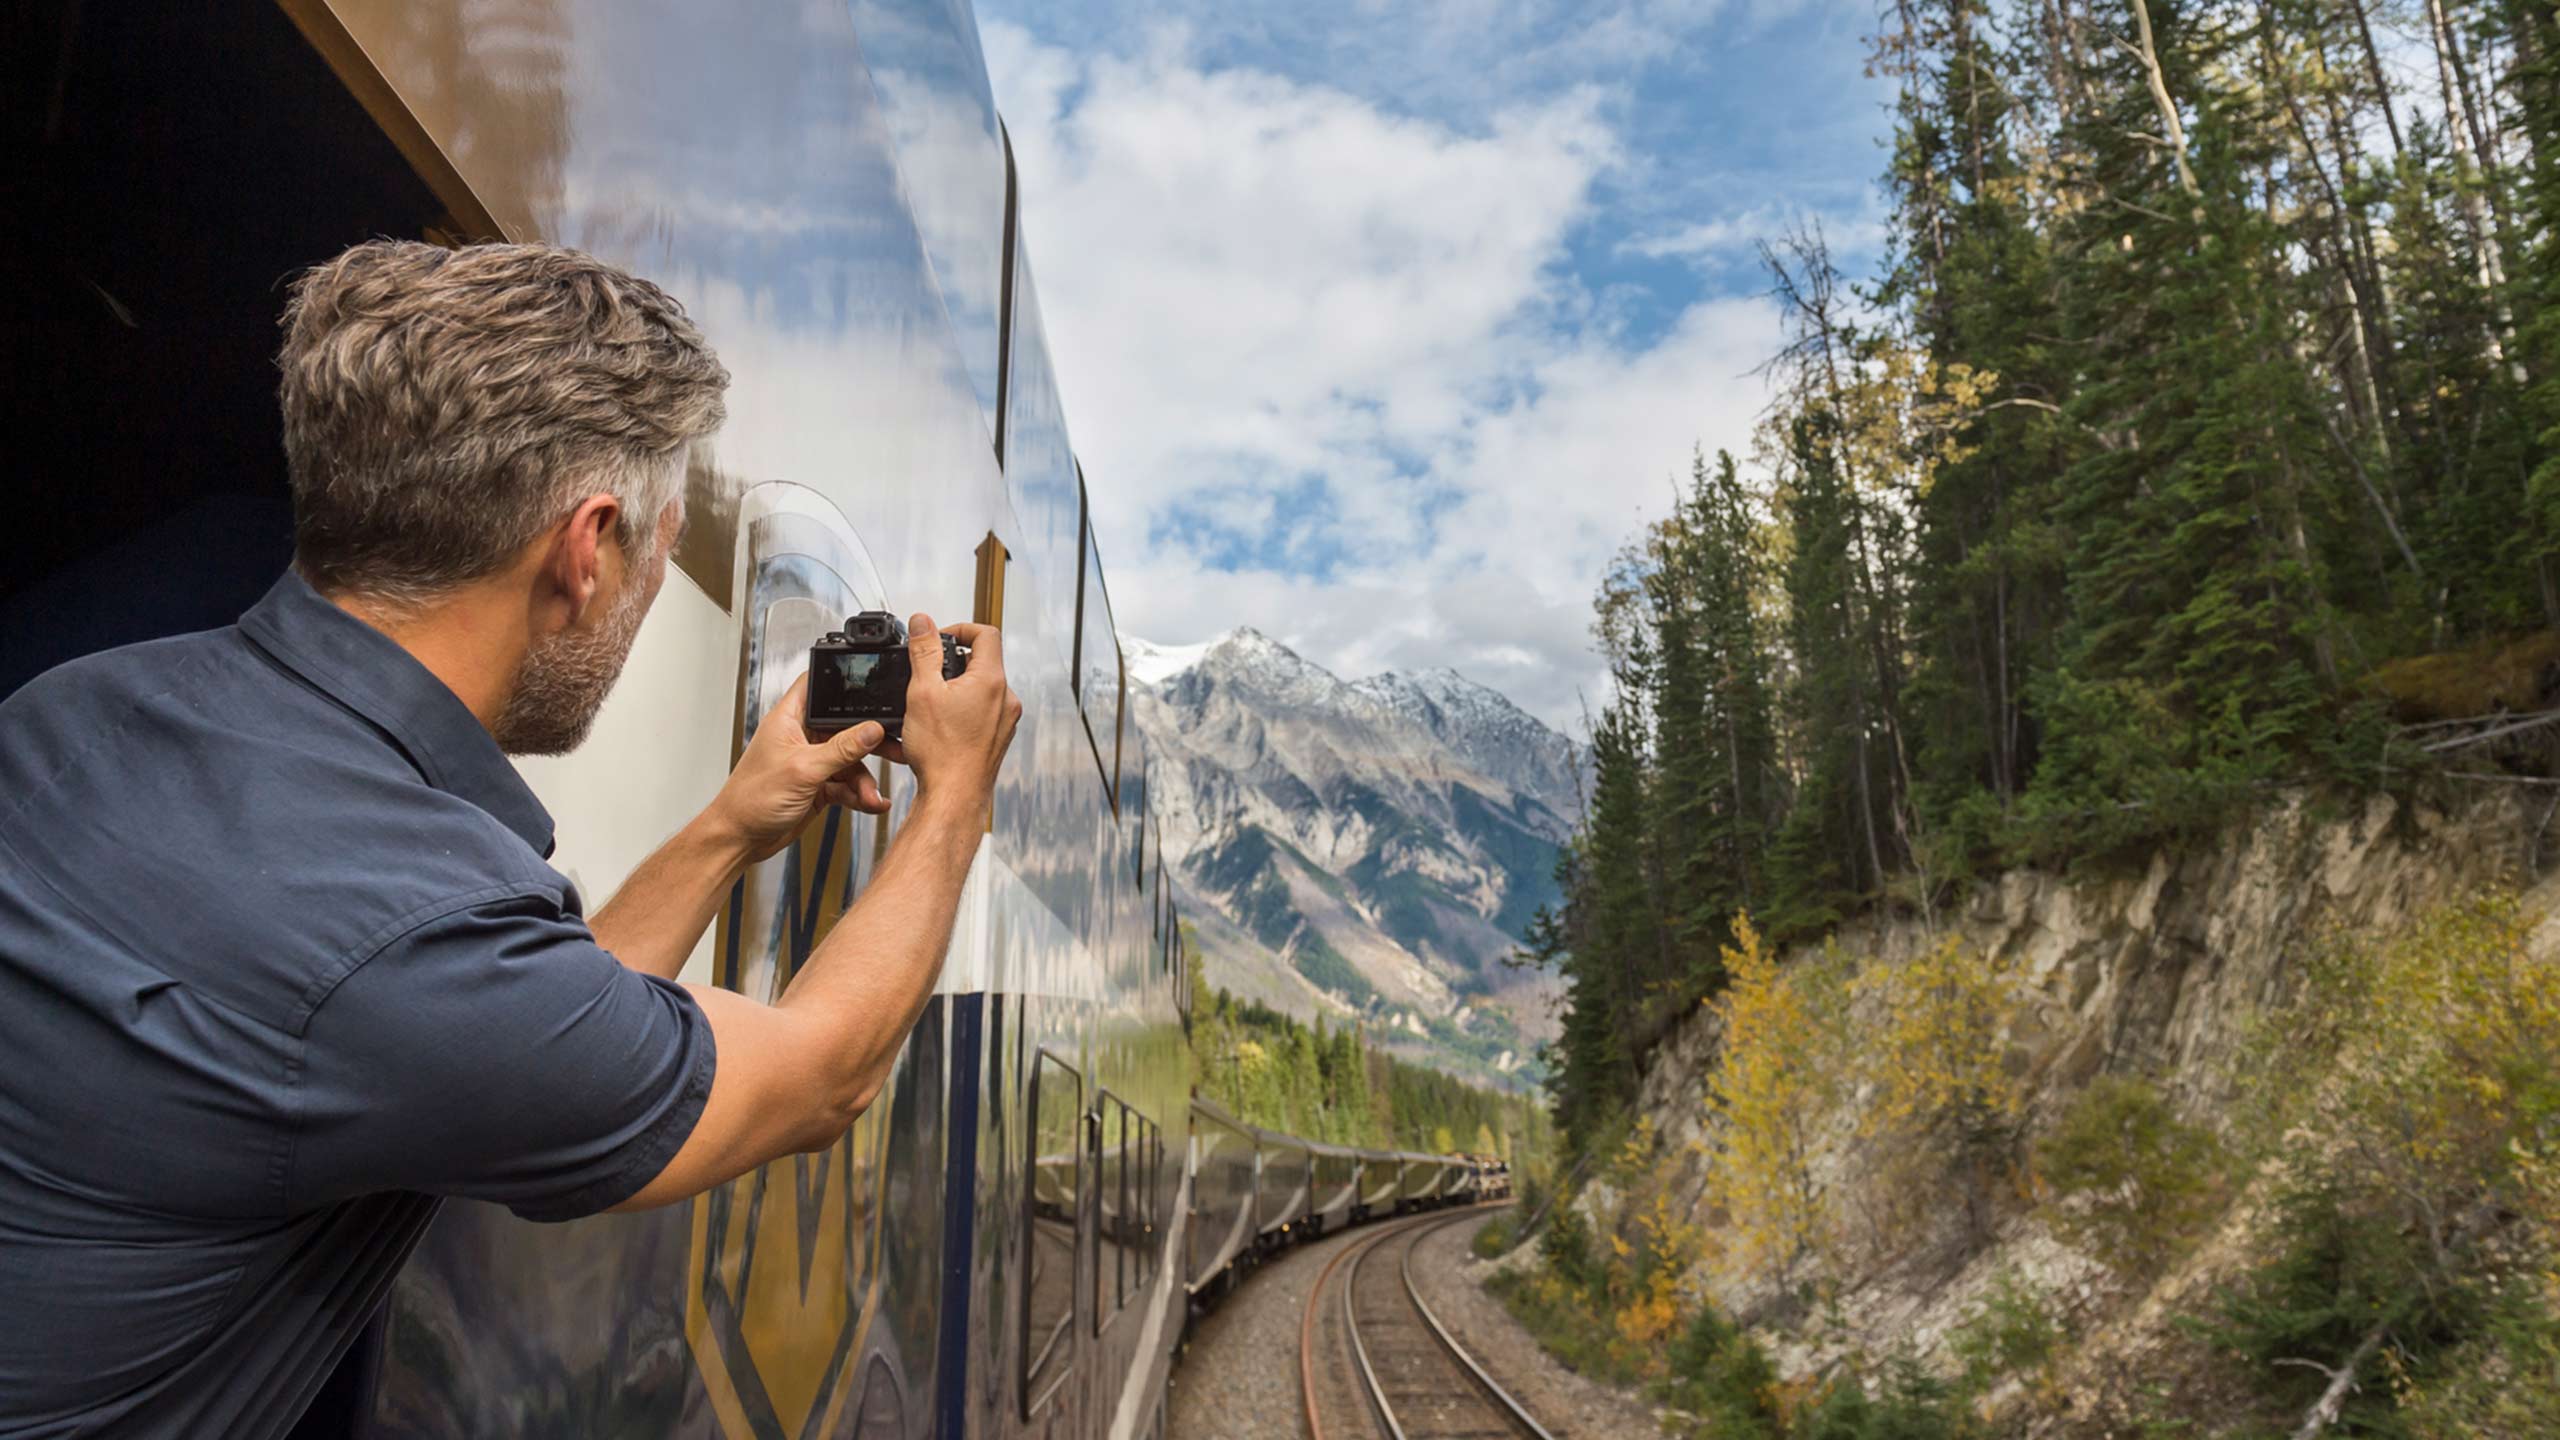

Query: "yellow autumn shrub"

xmin=1702 ymin=914 xmax=1843 ymax=1291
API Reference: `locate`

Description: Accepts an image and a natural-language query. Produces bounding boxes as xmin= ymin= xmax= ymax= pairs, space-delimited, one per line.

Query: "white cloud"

xmin=984 ymin=22 xmax=1780 ymax=731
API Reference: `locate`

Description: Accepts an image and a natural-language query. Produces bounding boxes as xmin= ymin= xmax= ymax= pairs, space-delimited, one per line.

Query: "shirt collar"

xmin=238 ymin=572 xmax=557 ymax=857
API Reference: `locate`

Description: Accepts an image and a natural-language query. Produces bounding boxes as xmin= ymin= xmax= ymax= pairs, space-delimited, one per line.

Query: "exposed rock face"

xmin=1126 ymin=629 xmax=1584 ymax=1082
xmin=1611 ymin=789 xmax=2542 ymax=1400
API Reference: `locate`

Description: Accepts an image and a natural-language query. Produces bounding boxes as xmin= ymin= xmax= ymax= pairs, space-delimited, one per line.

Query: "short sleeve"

xmin=289 ymin=889 xmax=716 ymax=1222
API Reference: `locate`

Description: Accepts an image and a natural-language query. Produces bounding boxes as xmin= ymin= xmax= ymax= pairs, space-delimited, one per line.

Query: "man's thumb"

xmin=907 ymin=613 xmax=944 ymax=674
xmin=825 ymin=720 xmax=885 ymax=766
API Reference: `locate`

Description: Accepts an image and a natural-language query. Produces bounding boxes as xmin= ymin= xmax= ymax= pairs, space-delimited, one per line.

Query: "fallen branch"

xmin=2282 ymin=1321 xmax=2388 ymax=1440
xmin=2421 ymin=707 xmax=2560 ymax=752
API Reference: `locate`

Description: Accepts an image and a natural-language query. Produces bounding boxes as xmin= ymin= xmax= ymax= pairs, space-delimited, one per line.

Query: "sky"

xmin=970 ymin=0 xmax=1896 ymax=732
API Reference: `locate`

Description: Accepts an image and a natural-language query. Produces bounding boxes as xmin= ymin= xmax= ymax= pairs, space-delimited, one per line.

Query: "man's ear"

xmin=540 ymin=493 xmax=624 ymax=631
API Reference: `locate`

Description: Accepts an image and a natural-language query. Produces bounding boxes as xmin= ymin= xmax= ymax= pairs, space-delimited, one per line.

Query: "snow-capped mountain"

xmin=1127 ymin=629 xmax=1584 ymax=1084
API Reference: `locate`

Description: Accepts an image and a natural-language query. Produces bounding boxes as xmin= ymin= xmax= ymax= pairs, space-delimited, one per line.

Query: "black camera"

xmin=806 ymin=611 xmax=970 ymax=740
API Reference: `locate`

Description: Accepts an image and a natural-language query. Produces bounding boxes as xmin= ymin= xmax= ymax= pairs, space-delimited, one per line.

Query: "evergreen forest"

xmin=1531 ymin=0 xmax=2560 ymax=1145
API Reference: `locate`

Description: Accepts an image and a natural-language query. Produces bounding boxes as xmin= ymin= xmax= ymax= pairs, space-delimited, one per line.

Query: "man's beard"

xmin=491 ymin=567 xmax=653 ymax=757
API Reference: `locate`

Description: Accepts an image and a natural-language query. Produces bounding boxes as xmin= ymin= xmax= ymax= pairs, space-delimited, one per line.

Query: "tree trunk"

xmin=2340 ymin=0 xmax=2406 ymax=157
xmin=2424 ymin=0 xmax=2516 ymax=359
xmin=2128 ymin=0 xmax=2200 ymax=196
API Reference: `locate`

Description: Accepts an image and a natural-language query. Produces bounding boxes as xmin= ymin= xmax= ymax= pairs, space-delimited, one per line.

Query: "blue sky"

xmin=972 ymin=0 xmax=1895 ymax=729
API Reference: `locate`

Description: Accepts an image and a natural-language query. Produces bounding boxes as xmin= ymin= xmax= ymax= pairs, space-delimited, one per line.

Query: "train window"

xmin=1091 ymin=1091 xmax=1134 ymax=1328
xmin=998 ymin=239 xmax=1080 ymax=670
xmin=1141 ymin=1117 xmax=1161 ymax=1288
xmin=1021 ymin=1050 xmax=1082 ymax=1417
xmin=1115 ymin=1102 xmax=1133 ymax=1310
xmin=1067 ymin=471 xmax=1124 ymax=810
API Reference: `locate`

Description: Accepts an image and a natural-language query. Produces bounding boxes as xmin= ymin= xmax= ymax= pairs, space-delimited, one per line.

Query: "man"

xmin=0 ymin=241 xmax=1021 ymax=1437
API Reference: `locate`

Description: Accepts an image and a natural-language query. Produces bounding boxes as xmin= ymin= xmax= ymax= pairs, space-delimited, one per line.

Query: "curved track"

xmin=1299 ymin=1207 xmax=1552 ymax=1440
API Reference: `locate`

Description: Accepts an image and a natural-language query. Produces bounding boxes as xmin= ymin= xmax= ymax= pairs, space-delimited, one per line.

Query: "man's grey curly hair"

xmin=277 ymin=240 xmax=730 ymax=606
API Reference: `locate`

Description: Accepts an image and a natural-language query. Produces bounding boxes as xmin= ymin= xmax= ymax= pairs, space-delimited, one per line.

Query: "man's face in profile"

xmin=492 ymin=499 xmax=682 ymax=757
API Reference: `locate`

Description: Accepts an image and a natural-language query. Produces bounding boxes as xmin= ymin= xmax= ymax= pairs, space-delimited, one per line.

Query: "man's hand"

xmin=705 ymin=674 xmax=894 ymax=865
xmin=889 ymin=614 xmax=1022 ymax=812
xmin=613 ymin=616 xmax=1025 ymax=1210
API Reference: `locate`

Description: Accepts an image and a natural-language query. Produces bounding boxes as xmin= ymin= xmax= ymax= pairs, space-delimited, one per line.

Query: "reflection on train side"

xmin=689 ymin=491 xmax=897 ymax=1439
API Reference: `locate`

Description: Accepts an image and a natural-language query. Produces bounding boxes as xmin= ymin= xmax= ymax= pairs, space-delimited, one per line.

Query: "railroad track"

xmin=1299 ymin=1206 xmax=1554 ymax=1440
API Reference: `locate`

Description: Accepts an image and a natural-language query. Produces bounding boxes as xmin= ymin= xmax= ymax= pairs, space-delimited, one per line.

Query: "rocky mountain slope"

xmin=1536 ymin=787 xmax=2556 ymax=1433
xmin=1126 ymin=630 xmax=1583 ymax=1085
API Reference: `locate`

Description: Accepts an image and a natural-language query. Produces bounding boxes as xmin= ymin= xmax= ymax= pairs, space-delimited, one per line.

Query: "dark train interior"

xmin=2 ymin=2 xmax=445 ymax=698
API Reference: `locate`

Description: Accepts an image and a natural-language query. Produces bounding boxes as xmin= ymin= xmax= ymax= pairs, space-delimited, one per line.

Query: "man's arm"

xmin=614 ymin=614 xmax=1020 ymax=1210
xmin=589 ymin=675 xmax=890 ymax=980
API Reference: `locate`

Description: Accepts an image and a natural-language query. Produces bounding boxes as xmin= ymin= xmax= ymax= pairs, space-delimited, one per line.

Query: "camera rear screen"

xmin=831 ymin=651 xmax=898 ymax=702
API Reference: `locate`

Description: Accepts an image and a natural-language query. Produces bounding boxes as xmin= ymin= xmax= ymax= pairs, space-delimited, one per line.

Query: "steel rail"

xmin=1392 ymin=1210 xmax=1553 ymax=1440
xmin=1300 ymin=1211 xmax=1441 ymax=1440
xmin=1307 ymin=1204 xmax=1546 ymax=1440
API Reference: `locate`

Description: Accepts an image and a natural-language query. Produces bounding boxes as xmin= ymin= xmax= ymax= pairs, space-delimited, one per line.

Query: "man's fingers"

xmin=940 ymin=621 xmax=1004 ymax=676
xmin=821 ymin=774 xmax=889 ymax=815
xmin=825 ymin=756 xmax=888 ymax=813
xmin=772 ymin=672 xmax=811 ymax=728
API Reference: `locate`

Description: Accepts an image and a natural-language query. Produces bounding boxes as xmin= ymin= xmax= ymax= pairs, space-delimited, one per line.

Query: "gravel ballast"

xmin=1403 ymin=1210 xmax=1668 ymax=1439
xmin=1169 ymin=1208 xmax=1665 ymax=1439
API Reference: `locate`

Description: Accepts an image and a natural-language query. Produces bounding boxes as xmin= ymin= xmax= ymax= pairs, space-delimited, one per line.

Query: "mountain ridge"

xmin=1127 ymin=628 xmax=1584 ymax=1087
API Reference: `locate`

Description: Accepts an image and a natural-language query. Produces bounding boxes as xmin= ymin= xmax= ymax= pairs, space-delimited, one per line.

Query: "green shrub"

xmin=1657 ymin=1306 xmax=1784 ymax=1439
xmin=2397 ymin=1293 xmax=2560 ymax=1439
xmin=1471 ymin=1212 xmax=1517 ymax=1260
xmin=2196 ymin=1180 xmax=2490 ymax=1434
xmin=1946 ymin=1270 xmax=2063 ymax=1397
xmin=1483 ymin=1265 xmax=1647 ymax=1386
xmin=1537 ymin=1199 xmax=1602 ymax=1292
xmin=1793 ymin=1358 xmax=1974 ymax=1440
xmin=2036 ymin=1074 xmax=2224 ymax=1273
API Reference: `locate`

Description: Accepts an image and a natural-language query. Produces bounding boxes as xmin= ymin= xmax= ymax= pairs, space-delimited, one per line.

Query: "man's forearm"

xmin=588 ymin=815 xmax=752 ymax=980
xmin=775 ymin=791 xmax=982 ymax=1102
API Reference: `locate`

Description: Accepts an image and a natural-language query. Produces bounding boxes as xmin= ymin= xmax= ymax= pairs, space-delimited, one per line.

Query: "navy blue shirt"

xmin=0 ymin=574 xmax=716 ymax=1438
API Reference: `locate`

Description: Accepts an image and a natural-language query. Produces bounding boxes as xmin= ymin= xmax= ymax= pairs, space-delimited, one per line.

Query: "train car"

xmin=1397 ymin=1151 xmax=1443 ymax=1210
xmin=1447 ymin=1161 xmax=1481 ymax=1204
xmin=1306 ymin=1142 xmax=1360 ymax=1235
xmin=10 ymin=4 xmax=1193 ymax=1438
xmin=1353 ymin=1148 xmax=1402 ymax=1223
xmin=1186 ymin=1100 xmax=1258 ymax=1298
xmin=1253 ymin=1129 xmax=1313 ymax=1247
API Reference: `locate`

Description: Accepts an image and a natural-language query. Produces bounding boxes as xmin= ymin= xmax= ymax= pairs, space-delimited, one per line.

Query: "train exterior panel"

xmin=1251 ymin=1132 xmax=1312 ymax=1244
xmin=1356 ymin=1155 xmax=1401 ymax=1220
xmin=1307 ymin=1145 xmax=1358 ymax=1234
xmin=1397 ymin=1153 xmax=1440 ymax=1207
xmin=1185 ymin=1102 xmax=1257 ymax=1296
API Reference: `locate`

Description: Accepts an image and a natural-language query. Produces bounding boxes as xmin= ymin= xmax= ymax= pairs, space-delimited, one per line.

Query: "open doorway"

xmin=2 ymin=2 xmax=453 ymax=696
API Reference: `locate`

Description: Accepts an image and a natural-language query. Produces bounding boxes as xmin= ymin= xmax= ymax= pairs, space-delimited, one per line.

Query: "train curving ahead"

xmin=9 ymin=3 xmax=1512 ymax=1439
xmin=1184 ymin=1101 xmax=1511 ymax=1307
